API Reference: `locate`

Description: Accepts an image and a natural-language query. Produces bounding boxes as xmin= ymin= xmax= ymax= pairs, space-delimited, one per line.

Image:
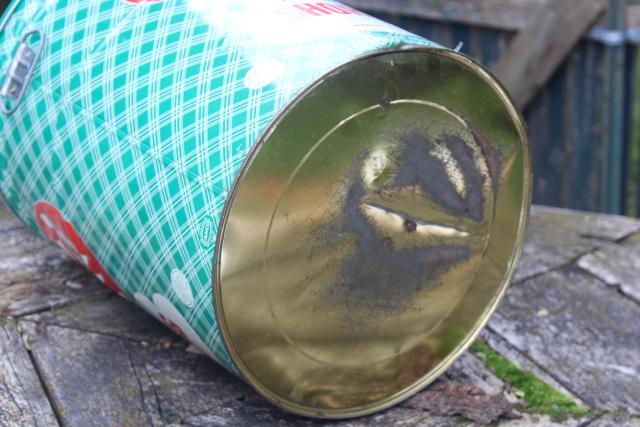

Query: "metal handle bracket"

xmin=0 ymin=29 xmax=45 ymax=115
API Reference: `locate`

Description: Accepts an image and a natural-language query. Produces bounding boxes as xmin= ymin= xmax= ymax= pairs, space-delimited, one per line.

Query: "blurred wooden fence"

xmin=346 ymin=0 xmax=640 ymax=216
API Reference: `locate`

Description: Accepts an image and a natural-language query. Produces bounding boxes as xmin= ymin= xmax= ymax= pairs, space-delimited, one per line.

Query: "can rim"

xmin=0 ymin=0 xmax=23 ymax=36
xmin=212 ymin=45 xmax=532 ymax=419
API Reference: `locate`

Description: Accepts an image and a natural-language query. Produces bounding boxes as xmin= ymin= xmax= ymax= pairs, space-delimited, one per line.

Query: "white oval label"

xmin=244 ymin=59 xmax=284 ymax=89
xmin=171 ymin=269 xmax=194 ymax=307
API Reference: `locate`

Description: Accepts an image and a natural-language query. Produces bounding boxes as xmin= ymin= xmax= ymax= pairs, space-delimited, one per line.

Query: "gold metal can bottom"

xmin=214 ymin=47 xmax=531 ymax=419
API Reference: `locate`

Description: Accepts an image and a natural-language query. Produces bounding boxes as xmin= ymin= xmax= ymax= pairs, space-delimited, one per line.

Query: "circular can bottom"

xmin=214 ymin=47 xmax=531 ymax=419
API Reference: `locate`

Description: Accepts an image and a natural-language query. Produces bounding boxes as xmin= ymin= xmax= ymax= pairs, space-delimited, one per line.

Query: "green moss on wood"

xmin=470 ymin=341 xmax=589 ymax=416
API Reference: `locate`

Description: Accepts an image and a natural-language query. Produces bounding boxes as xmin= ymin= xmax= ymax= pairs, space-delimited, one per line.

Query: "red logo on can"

xmin=124 ymin=0 xmax=162 ymax=4
xmin=34 ymin=201 xmax=123 ymax=295
xmin=291 ymin=2 xmax=364 ymax=17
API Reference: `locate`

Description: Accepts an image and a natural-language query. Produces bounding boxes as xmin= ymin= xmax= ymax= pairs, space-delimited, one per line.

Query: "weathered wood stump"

xmin=0 ymin=197 xmax=639 ymax=426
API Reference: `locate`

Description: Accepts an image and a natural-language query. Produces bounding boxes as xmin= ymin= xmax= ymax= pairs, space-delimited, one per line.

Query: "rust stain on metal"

xmin=394 ymin=132 xmax=486 ymax=221
xmin=403 ymin=218 xmax=417 ymax=233
xmin=308 ymin=130 xmax=488 ymax=321
xmin=470 ymin=126 xmax=501 ymax=192
xmin=379 ymin=96 xmax=391 ymax=109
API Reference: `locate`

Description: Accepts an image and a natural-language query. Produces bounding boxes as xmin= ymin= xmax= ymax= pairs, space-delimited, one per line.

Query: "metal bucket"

xmin=0 ymin=0 xmax=530 ymax=418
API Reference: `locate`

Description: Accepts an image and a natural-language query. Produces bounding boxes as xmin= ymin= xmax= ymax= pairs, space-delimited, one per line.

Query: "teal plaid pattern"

xmin=0 ymin=0 xmax=438 ymax=371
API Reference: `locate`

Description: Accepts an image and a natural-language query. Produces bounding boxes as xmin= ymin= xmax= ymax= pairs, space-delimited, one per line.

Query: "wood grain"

xmin=343 ymin=0 xmax=545 ymax=31
xmin=490 ymin=266 xmax=640 ymax=412
xmin=345 ymin=0 xmax=640 ymax=32
xmin=0 ymin=322 xmax=58 ymax=427
xmin=3 ymin=189 xmax=640 ymax=423
xmin=491 ymin=0 xmax=608 ymax=108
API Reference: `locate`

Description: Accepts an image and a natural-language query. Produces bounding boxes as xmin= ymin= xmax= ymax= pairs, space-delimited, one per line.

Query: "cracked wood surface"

xmin=489 ymin=266 xmax=640 ymax=413
xmin=0 ymin=321 xmax=57 ymax=426
xmin=0 ymin=197 xmax=639 ymax=426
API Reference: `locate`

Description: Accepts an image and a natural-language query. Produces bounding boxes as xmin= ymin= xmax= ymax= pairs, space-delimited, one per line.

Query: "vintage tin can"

xmin=0 ymin=0 xmax=531 ymax=419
